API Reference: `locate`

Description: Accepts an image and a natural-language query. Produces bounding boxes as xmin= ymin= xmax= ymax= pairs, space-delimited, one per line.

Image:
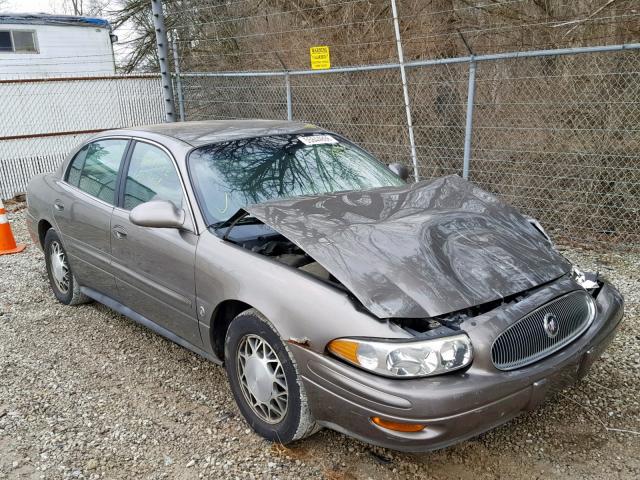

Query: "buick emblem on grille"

xmin=492 ymin=291 xmax=593 ymax=370
xmin=543 ymin=312 xmax=560 ymax=338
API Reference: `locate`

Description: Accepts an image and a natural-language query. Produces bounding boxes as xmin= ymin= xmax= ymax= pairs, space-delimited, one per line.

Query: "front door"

xmin=109 ymin=140 xmax=201 ymax=347
xmin=53 ymin=138 xmax=130 ymax=298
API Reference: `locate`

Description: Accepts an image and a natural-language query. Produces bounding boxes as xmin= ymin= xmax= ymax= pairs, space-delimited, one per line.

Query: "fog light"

xmin=371 ymin=417 xmax=426 ymax=432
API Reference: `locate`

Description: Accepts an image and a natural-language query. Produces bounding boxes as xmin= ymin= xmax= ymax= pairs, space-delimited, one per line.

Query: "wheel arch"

xmin=38 ymin=219 xmax=53 ymax=248
xmin=209 ymin=299 xmax=253 ymax=362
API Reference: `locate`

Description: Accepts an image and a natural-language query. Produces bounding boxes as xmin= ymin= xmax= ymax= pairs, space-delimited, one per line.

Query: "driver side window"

xmin=123 ymin=142 xmax=184 ymax=210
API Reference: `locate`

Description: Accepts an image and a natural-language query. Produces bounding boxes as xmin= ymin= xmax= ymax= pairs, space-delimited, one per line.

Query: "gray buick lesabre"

xmin=26 ymin=120 xmax=624 ymax=451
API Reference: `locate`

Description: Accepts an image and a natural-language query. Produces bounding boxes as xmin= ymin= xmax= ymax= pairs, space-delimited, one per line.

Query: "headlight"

xmin=327 ymin=334 xmax=473 ymax=378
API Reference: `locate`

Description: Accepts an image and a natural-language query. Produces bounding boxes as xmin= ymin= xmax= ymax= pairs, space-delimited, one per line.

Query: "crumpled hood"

xmin=245 ymin=175 xmax=571 ymax=319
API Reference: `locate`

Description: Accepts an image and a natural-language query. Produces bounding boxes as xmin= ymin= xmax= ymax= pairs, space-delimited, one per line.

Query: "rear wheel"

xmin=44 ymin=229 xmax=91 ymax=305
xmin=225 ymin=309 xmax=318 ymax=443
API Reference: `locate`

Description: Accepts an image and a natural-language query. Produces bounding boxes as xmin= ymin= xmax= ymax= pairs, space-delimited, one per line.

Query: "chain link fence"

xmin=0 ymin=75 xmax=165 ymax=199
xmin=470 ymin=50 xmax=640 ymax=245
xmin=0 ymin=1 xmax=638 ymax=249
xmin=176 ymin=44 xmax=640 ymax=248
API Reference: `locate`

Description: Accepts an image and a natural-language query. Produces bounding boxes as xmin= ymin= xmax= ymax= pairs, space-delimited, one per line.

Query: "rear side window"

xmin=123 ymin=142 xmax=183 ymax=210
xmin=66 ymin=139 xmax=128 ymax=204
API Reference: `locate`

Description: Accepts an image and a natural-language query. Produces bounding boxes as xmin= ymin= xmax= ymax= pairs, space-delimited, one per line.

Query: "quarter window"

xmin=0 ymin=30 xmax=38 ymax=53
xmin=67 ymin=139 xmax=128 ymax=204
xmin=66 ymin=145 xmax=89 ymax=187
xmin=123 ymin=142 xmax=183 ymax=210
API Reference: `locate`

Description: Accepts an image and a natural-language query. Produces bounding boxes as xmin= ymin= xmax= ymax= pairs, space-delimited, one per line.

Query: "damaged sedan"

xmin=26 ymin=120 xmax=624 ymax=451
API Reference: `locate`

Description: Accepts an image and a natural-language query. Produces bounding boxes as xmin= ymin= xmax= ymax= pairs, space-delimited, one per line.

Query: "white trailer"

xmin=0 ymin=13 xmax=116 ymax=78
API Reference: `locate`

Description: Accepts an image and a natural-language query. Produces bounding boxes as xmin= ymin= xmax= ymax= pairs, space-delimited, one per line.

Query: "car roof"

xmin=104 ymin=119 xmax=326 ymax=147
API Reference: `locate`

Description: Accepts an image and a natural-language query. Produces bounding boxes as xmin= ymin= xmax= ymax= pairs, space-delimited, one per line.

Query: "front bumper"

xmin=291 ymin=281 xmax=624 ymax=452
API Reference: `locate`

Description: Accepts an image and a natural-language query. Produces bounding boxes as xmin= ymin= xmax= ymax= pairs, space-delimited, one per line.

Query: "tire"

xmin=44 ymin=229 xmax=91 ymax=306
xmin=225 ymin=309 xmax=318 ymax=444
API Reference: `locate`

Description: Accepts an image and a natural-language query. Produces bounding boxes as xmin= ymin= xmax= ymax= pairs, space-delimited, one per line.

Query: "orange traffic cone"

xmin=0 ymin=199 xmax=26 ymax=255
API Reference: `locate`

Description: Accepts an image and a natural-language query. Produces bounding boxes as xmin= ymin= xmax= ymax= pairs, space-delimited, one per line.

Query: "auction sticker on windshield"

xmin=299 ymin=135 xmax=338 ymax=145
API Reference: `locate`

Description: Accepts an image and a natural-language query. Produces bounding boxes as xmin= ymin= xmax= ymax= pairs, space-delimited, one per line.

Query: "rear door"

xmin=109 ymin=139 xmax=201 ymax=346
xmin=53 ymin=138 xmax=130 ymax=298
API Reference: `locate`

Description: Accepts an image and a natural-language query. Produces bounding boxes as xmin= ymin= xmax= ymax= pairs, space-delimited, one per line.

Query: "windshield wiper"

xmin=211 ymin=210 xmax=264 ymax=241
xmin=211 ymin=210 xmax=247 ymax=230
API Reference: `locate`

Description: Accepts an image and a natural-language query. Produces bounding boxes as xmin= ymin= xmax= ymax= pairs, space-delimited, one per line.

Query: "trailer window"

xmin=0 ymin=31 xmax=11 ymax=52
xmin=0 ymin=30 xmax=38 ymax=53
xmin=13 ymin=31 xmax=37 ymax=52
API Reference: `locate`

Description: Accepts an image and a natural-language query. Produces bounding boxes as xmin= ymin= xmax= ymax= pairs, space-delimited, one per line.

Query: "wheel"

xmin=44 ymin=229 xmax=91 ymax=306
xmin=225 ymin=309 xmax=318 ymax=443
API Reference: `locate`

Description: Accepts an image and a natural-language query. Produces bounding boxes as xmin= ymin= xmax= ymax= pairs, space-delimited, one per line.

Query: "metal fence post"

xmin=285 ymin=72 xmax=292 ymax=121
xmin=462 ymin=58 xmax=477 ymax=180
xmin=171 ymin=33 xmax=186 ymax=121
xmin=390 ymin=0 xmax=419 ymax=182
xmin=151 ymin=0 xmax=176 ymax=123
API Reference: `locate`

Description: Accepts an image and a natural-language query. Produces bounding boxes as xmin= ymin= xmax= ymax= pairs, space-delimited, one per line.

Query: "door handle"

xmin=53 ymin=201 xmax=64 ymax=211
xmin=112 ymin=226 xmax=128 ymax=239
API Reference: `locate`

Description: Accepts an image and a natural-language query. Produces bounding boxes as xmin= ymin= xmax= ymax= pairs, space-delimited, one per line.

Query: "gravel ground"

xmin=1 ymin=202 xmax=638 ymax=480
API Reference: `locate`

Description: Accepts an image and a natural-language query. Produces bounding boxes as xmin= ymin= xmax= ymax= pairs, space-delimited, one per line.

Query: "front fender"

xmin=194 ymin=232 xmax=411 ymax=359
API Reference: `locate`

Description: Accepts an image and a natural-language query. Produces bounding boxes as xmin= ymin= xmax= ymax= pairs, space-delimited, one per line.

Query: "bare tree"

xmin=107 ymin=0 xmax=160 ymax=73
xmin=61 ymin=0 xmax=108 ymax=16
xmin=103 ymin=0 xmax=640 ymax=72
xmin=64 ymin=0 xmax=84 ymax=15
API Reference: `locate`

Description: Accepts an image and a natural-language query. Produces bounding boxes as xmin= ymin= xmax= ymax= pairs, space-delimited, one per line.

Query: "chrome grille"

xmin=491 ymin=290 xmax=595 ymax=371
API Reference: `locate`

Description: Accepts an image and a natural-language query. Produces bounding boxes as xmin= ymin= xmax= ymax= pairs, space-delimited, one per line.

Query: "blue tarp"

xmin=0 ymin=13 xmax=111 ymax=30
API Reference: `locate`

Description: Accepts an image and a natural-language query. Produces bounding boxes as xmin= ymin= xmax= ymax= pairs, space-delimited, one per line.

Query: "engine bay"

xmin=215 ymin=220 xmax=335 ymax=284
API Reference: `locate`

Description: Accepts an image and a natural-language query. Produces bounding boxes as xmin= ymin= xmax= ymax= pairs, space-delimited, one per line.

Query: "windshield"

xmin=188 ymin=133 xmax=405 ymax=224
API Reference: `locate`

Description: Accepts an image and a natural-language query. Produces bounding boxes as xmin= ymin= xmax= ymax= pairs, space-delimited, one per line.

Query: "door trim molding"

xmin=110 ymin=259 xmax=193 ymax=307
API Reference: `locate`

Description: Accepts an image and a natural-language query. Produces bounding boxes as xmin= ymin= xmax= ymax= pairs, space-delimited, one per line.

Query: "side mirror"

xmin=129 ymin=200 xmax=185 ymax=229
xmin=388 ymin=162 xmax=410 ymax=181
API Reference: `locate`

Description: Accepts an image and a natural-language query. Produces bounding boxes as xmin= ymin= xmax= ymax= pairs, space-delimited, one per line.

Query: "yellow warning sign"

xmin=310 ymin=46 xmax=331 ymax=70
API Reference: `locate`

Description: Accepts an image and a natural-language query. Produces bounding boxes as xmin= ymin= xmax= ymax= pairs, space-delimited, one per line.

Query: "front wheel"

xmin=225 ymin=309 xmax=318 ymax=443
xmin=44 ymin=229 xmax=91 ymax=305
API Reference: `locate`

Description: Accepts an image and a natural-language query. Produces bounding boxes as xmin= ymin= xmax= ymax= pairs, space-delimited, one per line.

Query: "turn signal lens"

xmin=327 ymin=339 xmax=360 ymax=364
xmin=371 ymin=417 xmax=426 ymax=432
